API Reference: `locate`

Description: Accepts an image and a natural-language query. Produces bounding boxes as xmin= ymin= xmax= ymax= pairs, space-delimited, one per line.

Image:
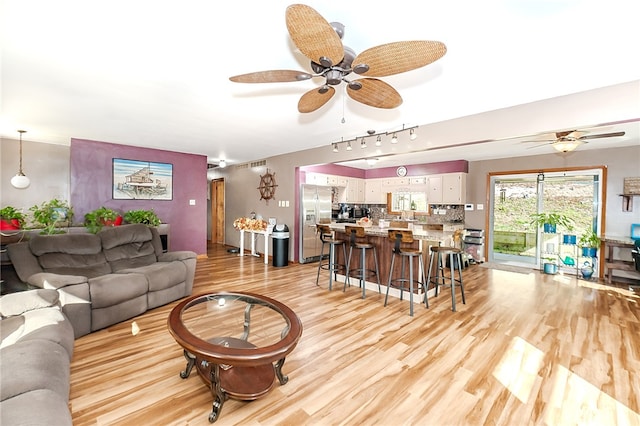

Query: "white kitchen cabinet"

xmin=345 ymin=178 xmax=365 ymax=203
xmin=364 ymin=178 xmax=386 ymax=204
xmin=428 ymin=173 xmax=466 ymax=204
xmin=327 ymin=175 xmax=348 ymax=187
xmin=305 ymin=172 xmax=329 ymax=185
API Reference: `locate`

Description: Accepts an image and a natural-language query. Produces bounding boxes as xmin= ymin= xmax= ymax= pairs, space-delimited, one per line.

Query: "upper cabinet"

xmin=428 ymin=172 xmax=466 ymax=204
xmin=364 ymin=178 xmax=386 ymax=204
xmin=345 ymin=178 xmax=365 ymax=203
xmin=305 ymin=172 xmax=347 ymax=187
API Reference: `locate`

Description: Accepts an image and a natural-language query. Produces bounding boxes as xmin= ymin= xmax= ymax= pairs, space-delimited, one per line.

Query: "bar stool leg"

xmin=344 ymin=245 xmax=354 ymax=291
xmin=372 ymin=247 xmax=381 ymax=294
xmin=360 ymin=248 xmax=366 ymax=299
xmin=315 ymin=241 xmax=326 ymax=287
xmin=456 ymin=252 xmax=466 ymax=305
xmin=449 ymin=252 xmax=456 ymax=312
xmin=420 ymin=255 xmax=429 ymax=309
xmin=408 ymin=255 xmax=414 ymax=317
xmin=384 ymin=253 xmax=396 ymax=306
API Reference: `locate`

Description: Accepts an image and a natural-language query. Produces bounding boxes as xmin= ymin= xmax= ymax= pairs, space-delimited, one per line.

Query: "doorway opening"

xmin=488 ymin=167 xmax=604 ymax=271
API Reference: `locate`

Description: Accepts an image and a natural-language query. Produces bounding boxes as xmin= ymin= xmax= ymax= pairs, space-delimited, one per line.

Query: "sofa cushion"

xmin=119 ymin=260 xmax=187 ymax=292
xmin=0 ymin=339 xmax=70 ymax=401
xmin=0 ymin=307 xmax=75 ymax=357
xmin=100 ymin=224 xmax=158 ymax=271
xmin=88 ymin=273 xmax=148 ymax=309
xmin=0 ymin=389 xmax=73 ymax=425
xmin=29 ymin=233 xmax=111 ymax=278
xmin=0 ymin=289 xmax=59 ymax=318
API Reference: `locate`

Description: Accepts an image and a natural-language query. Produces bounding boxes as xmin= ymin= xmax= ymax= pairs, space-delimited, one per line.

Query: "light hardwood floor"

xmin=69 ymin=244 xmax=640 ymax=425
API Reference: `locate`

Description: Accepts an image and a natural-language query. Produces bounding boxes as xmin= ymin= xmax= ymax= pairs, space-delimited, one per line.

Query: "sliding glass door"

xmin=488 ymin=169 xmax=603 ymax=269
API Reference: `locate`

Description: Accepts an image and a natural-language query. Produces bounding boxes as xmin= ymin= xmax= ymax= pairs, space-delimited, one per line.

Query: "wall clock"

xmin=396 ymin=166 xmax=407 ymax=177
xmin=258 ymin=169 xmax=277 ymax=202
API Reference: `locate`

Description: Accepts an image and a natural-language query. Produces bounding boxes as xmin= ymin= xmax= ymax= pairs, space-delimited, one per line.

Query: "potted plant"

xmin=84 ymin=207 xmax=122 ymax=234
xmin=530 ymin=212 xmax=574 ymax=234
xmin=29 ymin=198 xmax=74 ymax=235
xmin=124 ymin=209 xmax=161 ymax=226
xmin=542 ymin=256 xmax=559 ymax=274
xmin=579 ymin=229 xmax=600 ymax=257
xmin=0 ymin=206 xmax=27 ymax=230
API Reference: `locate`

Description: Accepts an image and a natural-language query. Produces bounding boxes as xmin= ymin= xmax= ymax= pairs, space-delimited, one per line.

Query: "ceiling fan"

xmin=524 ymin=129 xmax=626 ymax=152
xmin=229 ymin=4 xmax=447 ymax=113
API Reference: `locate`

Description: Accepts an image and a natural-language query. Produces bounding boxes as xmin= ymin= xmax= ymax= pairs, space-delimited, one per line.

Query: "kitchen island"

xmin=327 ymin=223 xmax=457 ymax=302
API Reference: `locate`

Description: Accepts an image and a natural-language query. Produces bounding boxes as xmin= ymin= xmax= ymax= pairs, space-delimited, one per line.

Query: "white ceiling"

xmin=1 ymin=0 xmax=639 ymax=168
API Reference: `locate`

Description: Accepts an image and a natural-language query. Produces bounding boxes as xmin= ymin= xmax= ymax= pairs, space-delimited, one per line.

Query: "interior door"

xmin=210 ymin=178 xmax=225 ymax=244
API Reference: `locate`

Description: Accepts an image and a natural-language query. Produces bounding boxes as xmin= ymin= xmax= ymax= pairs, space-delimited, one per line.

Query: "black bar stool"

xmin=384 ymin=229 xmax=427 ymax=316
xmin=344 ymin=225 xmax=381 ymax=298
xmin=427 ymin=246 xmax=466 ymax=311
xmin=315 ymin=224 xmax=347 ymax=290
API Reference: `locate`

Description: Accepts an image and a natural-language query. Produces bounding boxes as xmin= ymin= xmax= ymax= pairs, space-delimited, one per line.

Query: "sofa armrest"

xmin=27 ymin=272 xmax=89 ymax=290
xmin=0 ymin=289 xmax=60 ymax=317
xmin=7 ymin=241 xmax=44 ymax=282
xmin=158 ymin=251 xmax=197 ymax=262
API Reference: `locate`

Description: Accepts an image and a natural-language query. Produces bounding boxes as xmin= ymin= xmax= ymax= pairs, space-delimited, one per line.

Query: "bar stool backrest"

xmin=344 ymin=225 xmax=366 ymax=246
xmin=316 ymin=224 xmax=332 ymax=243
xmin=388 ymin=229 xmax=415 ymax=253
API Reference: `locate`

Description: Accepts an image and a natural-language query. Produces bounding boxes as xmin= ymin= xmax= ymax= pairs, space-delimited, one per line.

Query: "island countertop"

xmin=328 ymin=223 xmax=456 ymax=245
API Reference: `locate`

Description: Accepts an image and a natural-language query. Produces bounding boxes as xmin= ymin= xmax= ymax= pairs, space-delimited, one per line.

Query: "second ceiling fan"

xmin=229 ymin=4 xmax=447 ymax=113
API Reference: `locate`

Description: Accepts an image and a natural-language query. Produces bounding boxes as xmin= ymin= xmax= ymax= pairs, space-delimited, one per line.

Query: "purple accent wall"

xmin=70 ymin=139 xmax=207 ymax=255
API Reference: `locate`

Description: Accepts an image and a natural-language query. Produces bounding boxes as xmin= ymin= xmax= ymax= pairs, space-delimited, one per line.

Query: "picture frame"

xmin=112 ymin=158 xmax=173 ymax=200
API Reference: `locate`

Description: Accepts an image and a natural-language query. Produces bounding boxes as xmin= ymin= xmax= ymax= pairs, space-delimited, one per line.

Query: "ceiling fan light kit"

xmin=229 ymin=4 xmax=446 ymax=113
xmin=524 ymin=129 xmax=626 ymax=153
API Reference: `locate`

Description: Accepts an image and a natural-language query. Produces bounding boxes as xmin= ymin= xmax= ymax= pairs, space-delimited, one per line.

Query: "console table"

xmin=602 ymin=235 xmax=640 ymax=284
xmin=238 ymin=229 xmax=272 ymax=264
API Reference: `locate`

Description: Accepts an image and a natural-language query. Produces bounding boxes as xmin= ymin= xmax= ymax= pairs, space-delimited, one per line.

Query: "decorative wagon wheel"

xmin=258 ymin=169 xmax=277 ymax=202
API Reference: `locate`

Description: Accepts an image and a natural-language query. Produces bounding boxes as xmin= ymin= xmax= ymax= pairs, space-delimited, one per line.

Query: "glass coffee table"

xmin=168 ymin=291 xmax=303 ymax=423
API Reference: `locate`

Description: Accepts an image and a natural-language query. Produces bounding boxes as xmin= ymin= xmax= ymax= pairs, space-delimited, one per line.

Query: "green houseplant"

xmin=579 ymin=229 xmax=600 ymax=257
xmin=29 ymin=198 xmax=74 ymax=235
xmin=124 ymin=209 xmax=161 ymax=226
xmin=530 ymin=212 xmax=574 ymax=234
xmin=84 ymin=207 xmax=122 ymax=234
xmin=0 ymin=206 xmax=27 ymax=230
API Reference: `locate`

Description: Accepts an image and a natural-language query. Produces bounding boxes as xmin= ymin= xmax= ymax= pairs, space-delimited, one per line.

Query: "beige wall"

xmin=214 ymin=144 xmax=640 ymax=262
xmin=1 ymin=137 xmax=70 ymax=213
xmin=465 ymin=145 xmax=640 ymax=237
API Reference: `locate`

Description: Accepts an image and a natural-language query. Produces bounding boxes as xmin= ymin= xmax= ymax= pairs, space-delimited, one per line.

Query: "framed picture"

xmin=112 ymin=158 xmax=173 ymax=200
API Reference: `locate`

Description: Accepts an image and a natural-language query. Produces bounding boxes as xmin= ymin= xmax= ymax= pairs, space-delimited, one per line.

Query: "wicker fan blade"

xmin=580 ymin=131 xmax=625 ymax=140
xmin=298 ymin=86 xmax=335 ymax=113
xmin=352 ymin=41 xmax=447 ymax=77
xmin=347 ymin=78 xmax=402 ymax=109
xmin=229 ymin=70 xmax=313 ymax=83
xmin=286 ymin=4 xmax=344 ymax=66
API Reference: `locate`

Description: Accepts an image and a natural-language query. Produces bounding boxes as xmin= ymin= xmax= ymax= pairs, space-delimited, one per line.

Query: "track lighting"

xmin=329 ymin=124 xmax=418 ymax=152
xmin=10 ymin=130 xmax=30 ymax=189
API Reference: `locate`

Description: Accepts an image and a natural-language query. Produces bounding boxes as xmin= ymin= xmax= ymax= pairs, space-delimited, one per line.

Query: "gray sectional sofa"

xmin=0 ymin=224 xmax=198 ymax=425
xmin=0 ymin=289 xmax=76 ymax=425
xmin=7 ymin=223 xmax=197 ymax=338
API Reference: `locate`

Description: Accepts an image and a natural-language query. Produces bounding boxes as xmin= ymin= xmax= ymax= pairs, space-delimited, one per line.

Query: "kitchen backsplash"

xmin=368 ymin=204 xmax=465 ymax=224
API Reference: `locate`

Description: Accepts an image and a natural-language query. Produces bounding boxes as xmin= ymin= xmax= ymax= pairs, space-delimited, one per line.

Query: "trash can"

xmin=272 ymin=224 xmax=289 ymax=267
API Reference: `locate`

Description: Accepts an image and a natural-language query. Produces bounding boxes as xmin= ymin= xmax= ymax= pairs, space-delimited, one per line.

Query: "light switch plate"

xmin=477 ymin=204 xmax=484 ymax=210
xmin=189 ymin=199 xmax=196 ymax=206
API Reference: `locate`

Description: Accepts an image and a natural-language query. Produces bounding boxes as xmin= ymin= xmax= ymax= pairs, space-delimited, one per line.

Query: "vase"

xmin=580 ymin=261 xmax=594 ymax=279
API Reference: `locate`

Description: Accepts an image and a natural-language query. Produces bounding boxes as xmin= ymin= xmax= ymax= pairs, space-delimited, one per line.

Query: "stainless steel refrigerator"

xmin=299 ymin=184 xmax=333 ymax=263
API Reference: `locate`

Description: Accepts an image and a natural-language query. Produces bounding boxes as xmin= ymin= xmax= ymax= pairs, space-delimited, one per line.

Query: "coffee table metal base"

xmin=179 ymin=337 xmax=289 ymax=423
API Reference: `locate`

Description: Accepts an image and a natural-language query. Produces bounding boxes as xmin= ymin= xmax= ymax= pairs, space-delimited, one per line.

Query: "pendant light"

xmin=10 ymin=130 xmax=30 ymax=189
